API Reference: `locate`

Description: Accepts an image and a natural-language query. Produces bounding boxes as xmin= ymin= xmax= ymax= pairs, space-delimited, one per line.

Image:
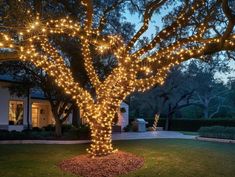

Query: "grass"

xmin=0 ymin=139 xmax=234 ymax=177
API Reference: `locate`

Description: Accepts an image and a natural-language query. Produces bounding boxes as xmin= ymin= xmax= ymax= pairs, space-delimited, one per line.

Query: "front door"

xmin=38 ymin=106 xmax=48 ymax=127
xmin=32 ymin=103 xmax=49 ymax=128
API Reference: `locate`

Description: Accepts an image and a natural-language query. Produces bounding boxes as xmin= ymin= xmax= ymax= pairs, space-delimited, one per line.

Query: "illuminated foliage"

xmin=0 ymin=0 xmax=234 ymax=156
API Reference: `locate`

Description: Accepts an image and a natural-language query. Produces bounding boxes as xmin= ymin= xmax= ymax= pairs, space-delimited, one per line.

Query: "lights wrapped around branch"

xmin=0 ymin=0 xmax=235 ymax=157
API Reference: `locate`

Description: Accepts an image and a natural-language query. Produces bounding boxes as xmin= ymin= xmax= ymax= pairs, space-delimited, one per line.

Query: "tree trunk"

xmin=203 ymin=106 xmax=209 ymax=119
xmin=165 ymin=113 xmax=173 ymax=131
xmin=82 ymin=106 xmax=118 ymax=157
xmin=165 ymin=116 xmax=169 ymax=130
xmin=168 ymin=113 xmax=173 ymax=130
xmin=55 ymin=120 xmax=62 ymax=137
xmin=72 ymin=108 xmax=80 ymax=128
xmin=165 ymin=105 xmax=172 ymax=130
xmin=87 ymin=124 xmax=114 ymax=157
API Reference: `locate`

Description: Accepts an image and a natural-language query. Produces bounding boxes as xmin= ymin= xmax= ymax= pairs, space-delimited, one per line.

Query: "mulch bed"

xmin=58 ymin=151 xmax=144 ymax=177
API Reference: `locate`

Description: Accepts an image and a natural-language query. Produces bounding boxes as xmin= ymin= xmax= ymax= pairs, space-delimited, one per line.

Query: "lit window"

xmin=9 ymin=101 xmax=24 ymax=125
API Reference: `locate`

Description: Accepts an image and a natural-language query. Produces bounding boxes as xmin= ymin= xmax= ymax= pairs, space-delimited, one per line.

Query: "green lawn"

xmin=0 ymin=139 xmax=234 ymax=177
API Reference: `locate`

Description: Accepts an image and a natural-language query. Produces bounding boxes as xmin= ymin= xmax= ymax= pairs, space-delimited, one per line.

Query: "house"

xmin=0 ymin=76 xmax=129 ymax=131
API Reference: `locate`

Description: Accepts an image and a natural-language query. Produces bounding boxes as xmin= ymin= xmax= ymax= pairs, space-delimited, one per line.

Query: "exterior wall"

xmin=0 ymin=81 xmax=123 ymax=131
xmin=31 ymin=100 xmax=54 ymax=127
xmin=31 ymin=100 xmax=73 ymax=127
xmin=0 ymin=87 xmax=10 ymax=128
xmin=118 ymin=102 xmax=129 ymax=130
xmin=0 ymin=83 xmax=28 ymax=131
xmin=0 ymin=83 xmax=73 ymax=131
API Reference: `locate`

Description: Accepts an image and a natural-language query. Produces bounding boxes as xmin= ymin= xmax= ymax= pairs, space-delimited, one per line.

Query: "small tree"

xmin=0 ymin=0 xmax=235 ymax=156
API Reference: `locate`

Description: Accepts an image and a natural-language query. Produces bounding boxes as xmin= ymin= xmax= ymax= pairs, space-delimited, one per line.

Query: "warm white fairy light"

xmin=0 ymin=0 xmax=234 ymax=157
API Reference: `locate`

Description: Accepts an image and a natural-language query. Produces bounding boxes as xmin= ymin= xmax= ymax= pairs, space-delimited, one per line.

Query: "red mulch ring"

xmin=58 ymin=151 xmax=144 ymax=177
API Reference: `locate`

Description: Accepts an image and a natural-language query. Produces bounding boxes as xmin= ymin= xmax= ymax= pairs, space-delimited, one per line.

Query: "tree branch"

xmin=97 ymin=0 xmax=125 ymax=33
xmin=126 ymin=0 xmax=167 ymax=50
xmin=81 ymin=0 xmax=93 ymax=31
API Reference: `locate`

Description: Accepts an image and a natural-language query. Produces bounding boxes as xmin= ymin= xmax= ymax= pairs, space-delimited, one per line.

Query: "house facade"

xmin=0 ymin=78 xmax=129 ymax=131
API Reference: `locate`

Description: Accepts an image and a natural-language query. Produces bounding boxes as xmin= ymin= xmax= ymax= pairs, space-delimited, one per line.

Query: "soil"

xmin=59 ymin=151 xmax=144 ymax=177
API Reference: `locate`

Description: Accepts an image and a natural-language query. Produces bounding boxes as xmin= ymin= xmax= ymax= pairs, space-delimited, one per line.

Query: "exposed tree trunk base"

xmin=87 ymin=125 xmax=115 ymax=157
xmin=55 ymin=121 xmax=62 ymax=137
xmin=165 ymin=114 xmax=173 ymax=131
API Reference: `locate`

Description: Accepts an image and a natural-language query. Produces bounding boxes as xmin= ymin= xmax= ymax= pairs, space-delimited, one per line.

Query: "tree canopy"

xmin=0 ymin=0 xmax=234 ymax=156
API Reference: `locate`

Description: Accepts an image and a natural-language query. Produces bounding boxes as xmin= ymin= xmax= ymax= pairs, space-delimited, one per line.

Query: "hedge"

xmin=129 ymin=118 xmax=235 ymax=131
xmin=198 ymin=126 xmax=235 ymax=140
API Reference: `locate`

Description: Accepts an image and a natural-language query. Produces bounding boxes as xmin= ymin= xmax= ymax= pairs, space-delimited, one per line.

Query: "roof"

xmin=0 ymin=74 xmax=130 ymax=104
xmin=0 ymin=74 xmax=46 ymax=99
xmin=0 ymin=74 xmax=21 ymax=83
xmin=31 ymin=88 xmax=47 ymax=99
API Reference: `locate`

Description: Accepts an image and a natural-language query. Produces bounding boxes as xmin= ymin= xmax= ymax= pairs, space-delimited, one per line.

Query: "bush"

xmin=131 ymin=120 xmax=138 ymax=132
xmin=43 ymin=124 xmax=73 ymax=133
xmin=63 ymin=124 xmax=91 ymax=140
xmin=62 ymin=124 xmax=73 ymax=132
xmin=123 ymin=125 xmax=132 ymax=132
xmin=198 ymin=126 xmax=235 ymax=140
xmin=43 ymin=124 xmax=55 ymax=131
xmin=0 ymin=129 xmax=52 ymax=140
xmin=0 ymin=130 xmax=27 ymax=140
xmin=30 ymin=131 xmax=52 ymax=139
xmin=129 ymin=118 xmax=235 ymax=131
xmin=32 ymin=127 xmax=42 ymax=132
xmin=76 ymin=124 xmax=90 ymax=134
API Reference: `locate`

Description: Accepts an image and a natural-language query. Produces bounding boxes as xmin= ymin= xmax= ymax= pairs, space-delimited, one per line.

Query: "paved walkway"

xmin=112 ymin=131 xmax=196 ymax=140
xmin=0 ymin=131 xmax=195 ymax=144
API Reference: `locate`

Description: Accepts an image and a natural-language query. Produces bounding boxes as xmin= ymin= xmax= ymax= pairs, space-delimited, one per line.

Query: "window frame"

xmin=8 ymin=100 xmax=24 ymax=126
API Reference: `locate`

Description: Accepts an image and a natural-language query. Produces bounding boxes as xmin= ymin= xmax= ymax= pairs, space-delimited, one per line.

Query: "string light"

xmin=0 ymin=0 xmax=234 ymax=157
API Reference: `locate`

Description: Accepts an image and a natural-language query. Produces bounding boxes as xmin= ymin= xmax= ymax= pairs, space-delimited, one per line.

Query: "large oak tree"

xmin=0 ymin=0 xmax=235 ymax=156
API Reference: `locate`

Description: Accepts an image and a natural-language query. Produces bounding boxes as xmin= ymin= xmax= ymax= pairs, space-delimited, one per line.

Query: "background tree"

xmin=0 ymin=0 xmax=235 ymax=157
xmin=130 ymin=59 xmax=231 ymax=125
xmin=130 ymin=66 xmax=195 ymax=130
xmin=185 ymin=60 xmax=230 ymax=119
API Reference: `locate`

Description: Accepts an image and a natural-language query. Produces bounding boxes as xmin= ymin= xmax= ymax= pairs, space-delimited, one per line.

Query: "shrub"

xmin=62 ymin=124 xmax=73 ymax=132
xmin=30 ymin=131 xmax=52 ymax=139
xmin=77 ymin=124 xmax=90 ymax=134
xmin=123 ymin=125 xmax=132 ymax=132
xmin=43 ymin=124 xmax=73 ymax=133
xmin=32 ymin=127 xmax=42 ymax=132
xmin=43 ymin=124 xmax=55 ymax=131
xmin=131 ymin=120 xmax=138 ymax=132
xmin=198 ymin=126 xmax=235 ymax=140
xmin=129 ymin=118 xmax=235 ymax=131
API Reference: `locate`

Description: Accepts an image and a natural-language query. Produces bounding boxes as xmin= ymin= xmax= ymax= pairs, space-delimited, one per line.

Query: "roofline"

xmin=0 ymin=79 xmax=21 ymax=84
xmin=122 ymin=100 xmax=129 ymax=105
xmin=31 ymin=96 xmax=49 ymax=100
xmin=0 ymin=79 xmax=130 ymax=105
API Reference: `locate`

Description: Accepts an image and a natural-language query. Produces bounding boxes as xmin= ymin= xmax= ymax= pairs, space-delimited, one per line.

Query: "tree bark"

xmin=72 ymin=108 xmax=80 ymax=128
xmin=165 ymin=117 xmax=169 ymax=130
xmin=165 ymin=113 xmax=173 ymax=131
xmin=203 ymin=105 xmax=209 ymax=119
xmin=165 ymin=104 xmax=172 ymax=130
xmin=55 ymin=120 xmax=62 ymax=137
